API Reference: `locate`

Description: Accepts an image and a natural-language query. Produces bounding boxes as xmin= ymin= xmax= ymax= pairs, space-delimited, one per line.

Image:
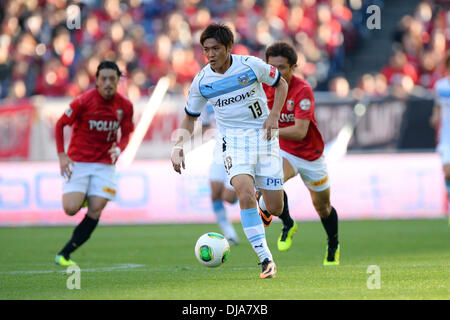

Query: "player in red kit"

xmin=54 ymin=61 xmax=134 ymax=266
xmin=258 ymin=42 xmax=340 ymax=265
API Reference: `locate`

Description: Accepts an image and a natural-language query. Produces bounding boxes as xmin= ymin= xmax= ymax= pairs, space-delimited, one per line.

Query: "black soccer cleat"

xmin=323 ymin=243 xmax=340 ymax=266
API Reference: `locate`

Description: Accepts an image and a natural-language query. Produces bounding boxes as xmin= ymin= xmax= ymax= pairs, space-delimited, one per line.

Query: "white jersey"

xmin=434 ymin=77 xmax=450 ymax=163
xmin=185 ymin=54 xmax=280 ymax=135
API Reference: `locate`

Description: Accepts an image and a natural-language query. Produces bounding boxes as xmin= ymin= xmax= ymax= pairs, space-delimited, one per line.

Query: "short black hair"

xmin=265 ymin=42 xmax=298 ymax=67
xmin=96 ymin=60 xmax=122 ymax=78
xmin=200 ymin=23 xmax=234 ymax=48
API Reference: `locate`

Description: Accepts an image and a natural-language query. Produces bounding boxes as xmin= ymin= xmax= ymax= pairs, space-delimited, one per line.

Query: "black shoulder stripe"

xmin=185 ymin=107 xmax=201 ymax=118
xmin=270 ymin=70 xmax=281 ymax=87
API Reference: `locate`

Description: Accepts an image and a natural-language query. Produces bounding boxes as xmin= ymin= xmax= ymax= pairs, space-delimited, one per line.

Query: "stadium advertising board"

xmin=0 ymin=153 xmax=445 ymax=226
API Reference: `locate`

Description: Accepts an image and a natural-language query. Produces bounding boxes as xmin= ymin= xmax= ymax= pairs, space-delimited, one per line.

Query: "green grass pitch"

xmin=0 ymin=219 xmax=448 ymax=300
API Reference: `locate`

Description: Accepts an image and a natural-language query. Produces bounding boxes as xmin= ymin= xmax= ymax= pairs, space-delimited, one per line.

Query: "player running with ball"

xmin=54 ymin=61 xmax=134 ymax=266
xmin=259 ymin=42 xmax=340 ymax=265
xmin=171 ymin=24 xmax=288 ymax=278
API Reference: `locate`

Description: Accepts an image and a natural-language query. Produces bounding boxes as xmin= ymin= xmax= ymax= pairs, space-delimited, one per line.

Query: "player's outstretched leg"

xmin=55 ymin=196 xmax=107 ymax=266
xmin=56 ymin=192 xmax=87 ymax=266
xmin=233 ymin=175 xmax=276 ymax=278
xmin=240 ymin=208 xmax=277 ymax=278
xmin=256 ymin=188 xmax=285 ymax=277
xmin=56 ymin=214 xmax=99 ymax=266
xmin=277 ymin=191 xmax=298 ymax=251
xmin=309 ymin=188 xmax=339 ymax=265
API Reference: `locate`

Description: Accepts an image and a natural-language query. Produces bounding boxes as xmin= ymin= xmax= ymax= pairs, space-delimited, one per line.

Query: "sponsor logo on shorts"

xmin=310 ymin=176 xmax=328 ymax=187
xmin=102 ymin=187 xmax=116 ymax=195
xmin=266 ymin=178 xmax=283 ymax=187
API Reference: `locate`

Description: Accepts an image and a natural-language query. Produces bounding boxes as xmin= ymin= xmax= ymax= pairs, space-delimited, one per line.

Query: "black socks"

xmin=278 ymin=190 xmax=339 ymax=248
xmin=320 ymin=207 xmax=339 ymax=248
xmin=59 ymin=214 xmax=99 ymax=259
xmin=279 ymin=191 xmax=294 ymax=229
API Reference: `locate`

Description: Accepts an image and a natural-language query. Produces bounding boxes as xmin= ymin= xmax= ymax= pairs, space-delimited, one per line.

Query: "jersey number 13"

xmin=248 ymin=101 xmax=262 ymax=119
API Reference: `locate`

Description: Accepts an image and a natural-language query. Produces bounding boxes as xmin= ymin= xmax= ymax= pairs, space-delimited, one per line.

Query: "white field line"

xmin=0 ymin=263 xmax=448 ymax=275
xmin=0 ymin=263 xmax=146 ymax=275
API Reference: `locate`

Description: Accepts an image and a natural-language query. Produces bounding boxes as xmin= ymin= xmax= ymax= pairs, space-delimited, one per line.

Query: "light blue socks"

xmin=240 ymin=207 xmax=272 ymax=262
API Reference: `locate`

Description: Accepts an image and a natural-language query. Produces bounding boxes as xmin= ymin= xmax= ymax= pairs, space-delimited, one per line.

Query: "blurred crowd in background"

xmin=379 ymin=0 xmax=448 ymax=97
xmin=0 ymin=0 xmax=448 ymax=102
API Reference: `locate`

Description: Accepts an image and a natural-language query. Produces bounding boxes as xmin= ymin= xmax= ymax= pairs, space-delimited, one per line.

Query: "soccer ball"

xmin=194 ymin=232 xmax=230 ymax=267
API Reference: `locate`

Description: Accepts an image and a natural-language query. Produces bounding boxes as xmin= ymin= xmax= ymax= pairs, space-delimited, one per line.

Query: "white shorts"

xmin=281 ymin=150 xmax=330 ymax=192
xmin=62 ymin=162 xmax=117 ymax=200
xmin=223 ymin=129 xmax=284 ymax=191
xmin=210 ymin=139 xmax=234 ymax=190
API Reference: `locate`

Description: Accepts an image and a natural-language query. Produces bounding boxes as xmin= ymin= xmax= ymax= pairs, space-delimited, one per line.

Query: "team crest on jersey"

xmin=237 ymin=74 xmax=250 ymax=86
xmin=286 ymin=100 xmax=294 ymax=112
xmin=116 ymin=109 xmax=123 ymax=121
xmin=299 ymin=98 xmax=311 ymax=111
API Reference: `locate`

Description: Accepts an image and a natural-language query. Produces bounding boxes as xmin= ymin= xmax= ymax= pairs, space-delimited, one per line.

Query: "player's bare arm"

xmin=263 ymin=76 xmax=288 ymax=140
xmin=279 ymin=118 xmax=310 ymax=140
xmin=171 ymin=114 xmax=197 ymax=174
